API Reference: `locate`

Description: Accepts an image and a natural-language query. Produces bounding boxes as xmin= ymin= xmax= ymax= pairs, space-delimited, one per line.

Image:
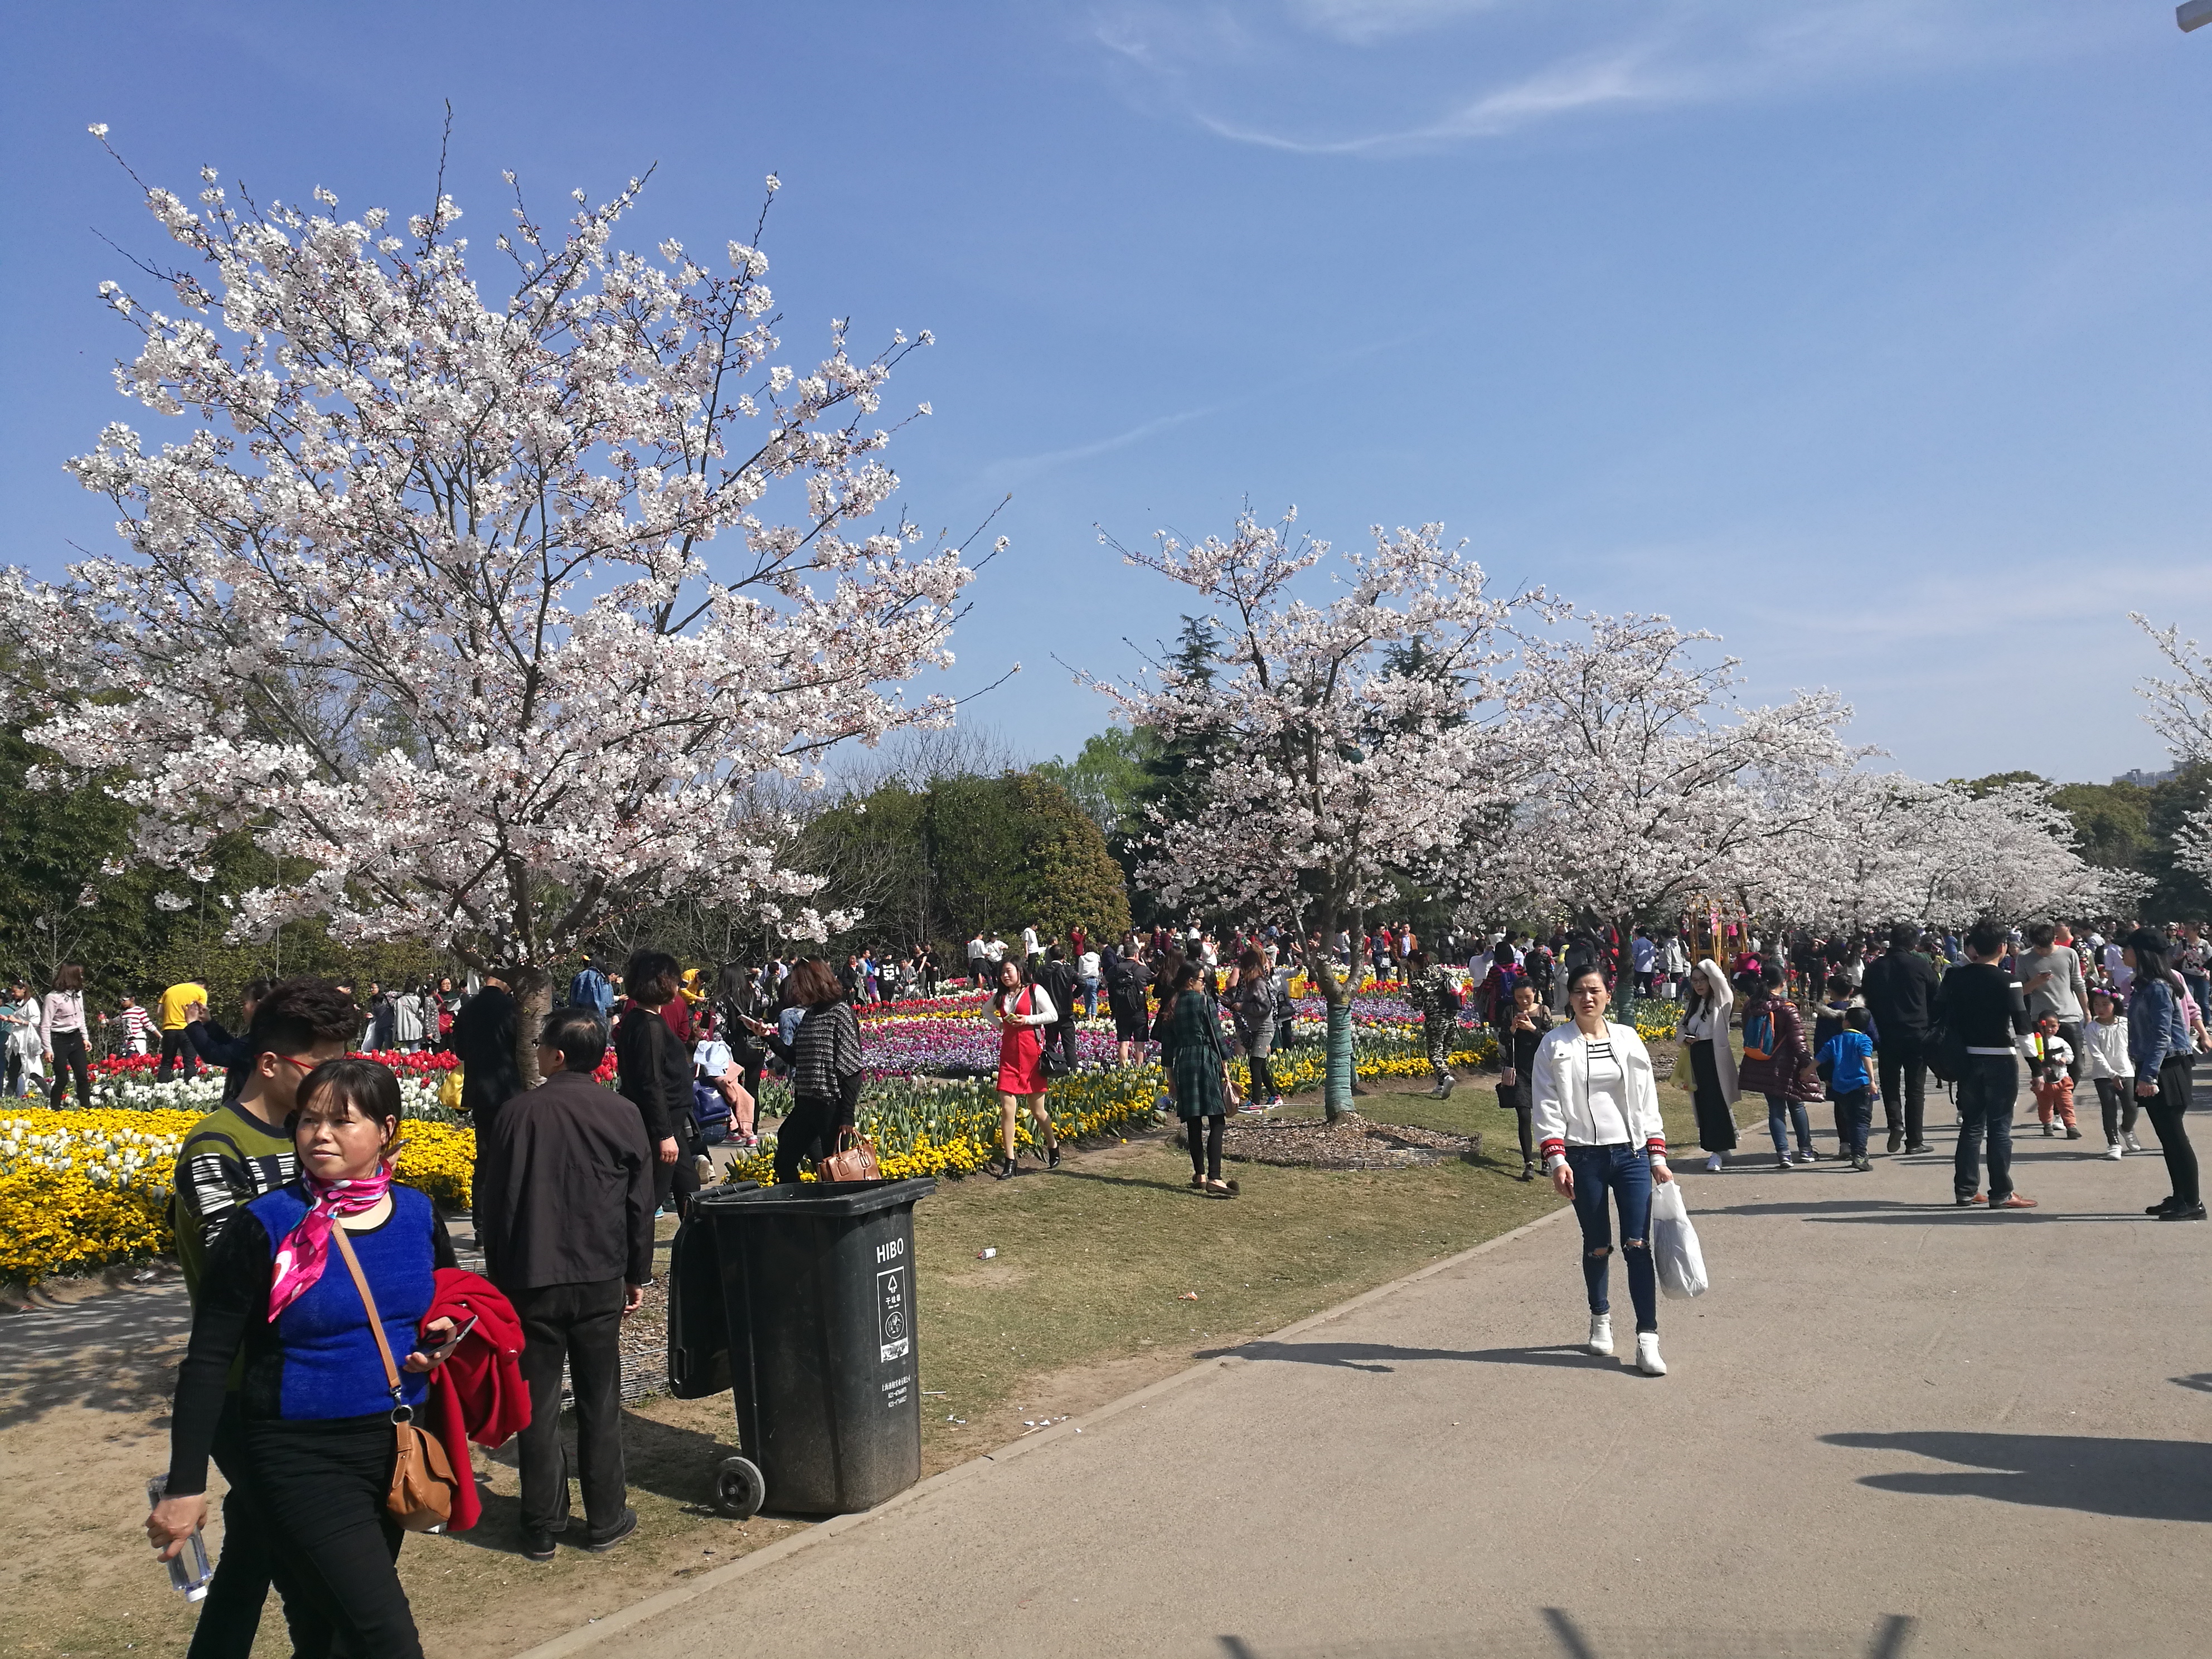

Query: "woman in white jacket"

xmin=1677 ymin=958 xmax=1739 ymax=1173
xmin=1533 ymin=962 xmax=1674 ymax=1377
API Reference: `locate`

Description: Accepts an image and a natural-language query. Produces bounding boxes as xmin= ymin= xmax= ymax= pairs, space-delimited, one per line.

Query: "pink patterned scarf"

xmin=267 ymin=1165 xmax=395 ymax=1321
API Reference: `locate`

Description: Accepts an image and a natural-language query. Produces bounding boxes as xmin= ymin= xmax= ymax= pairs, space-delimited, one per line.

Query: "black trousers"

xmin=1045 ymin=1020 xmax=1079 ymax=1073
xmin=1248 ymin=1052 xmax=1274 ymax=1101
xmin=512 ymin=1277 xmax=629 ymax=1537
xmin=2146 ymin=1056 xmax=2199 ymax=1207
xmin=47 ymin=1029 xmax=90 ymax=1109
xmin=158 ymin=1026 xmax=200 ymax=1083
xmin=775 ymin=1092 xmax=844 ymax=1184
xmin=187 ymin=1396 xmax=307 ymax=1659
xmin=1878 ymin=1034 xmax=1928 ymax=1145
xmin=246 ymin=1416 xmax=420 ymax=1659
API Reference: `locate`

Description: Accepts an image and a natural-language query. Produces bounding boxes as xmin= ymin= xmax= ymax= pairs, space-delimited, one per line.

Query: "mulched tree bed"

xmin=1179 ymin=1117 xmax=1482 ymax=1171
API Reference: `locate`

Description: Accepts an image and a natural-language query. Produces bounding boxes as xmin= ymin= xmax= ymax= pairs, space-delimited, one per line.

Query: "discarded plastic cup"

xmin=978 ymin=1248 xmax=996 ymax=1259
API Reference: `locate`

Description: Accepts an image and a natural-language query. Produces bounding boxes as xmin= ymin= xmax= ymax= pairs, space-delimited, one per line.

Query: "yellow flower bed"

xmin=0 ymin=1108 xmax=475 ymax=1286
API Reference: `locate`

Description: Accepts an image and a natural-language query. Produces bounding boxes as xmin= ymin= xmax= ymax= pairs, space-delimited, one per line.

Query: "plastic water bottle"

xmin=146 ymin=1476 xmax=213 ymax=1602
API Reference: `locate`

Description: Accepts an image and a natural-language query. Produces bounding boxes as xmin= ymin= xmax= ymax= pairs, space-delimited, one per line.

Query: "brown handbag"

xmin=330 ymin=1223 xmax=459 ymax=1532
xmin=818 ymin=1129 xmax=883 ymax=1183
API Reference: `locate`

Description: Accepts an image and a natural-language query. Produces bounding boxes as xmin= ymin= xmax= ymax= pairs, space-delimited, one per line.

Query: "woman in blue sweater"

xmin=2126 ymin=929 xmax=2201 ymax=1221
xmin=149 ymin=1058 xmax=458 ymax=1657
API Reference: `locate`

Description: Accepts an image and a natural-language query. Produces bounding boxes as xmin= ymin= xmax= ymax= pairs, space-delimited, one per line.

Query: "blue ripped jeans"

xmin=1565 ymin=1143 xmax=1658 ymax=1334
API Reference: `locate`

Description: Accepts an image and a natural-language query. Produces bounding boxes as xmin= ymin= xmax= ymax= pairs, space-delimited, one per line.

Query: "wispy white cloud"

xmin=1086 ymin=0 xmax=2118 ymax=157
xmin=981 ymin=404 xmax=1221 ymax=487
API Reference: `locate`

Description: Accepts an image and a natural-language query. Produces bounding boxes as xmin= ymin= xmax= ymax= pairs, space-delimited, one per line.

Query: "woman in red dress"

xmin=992 ymin=958 xmax=1060 ymax=1180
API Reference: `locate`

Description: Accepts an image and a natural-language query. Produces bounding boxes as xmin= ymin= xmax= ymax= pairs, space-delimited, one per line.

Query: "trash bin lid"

xmin=693 ymin=1177 xmax=936 ymax=1218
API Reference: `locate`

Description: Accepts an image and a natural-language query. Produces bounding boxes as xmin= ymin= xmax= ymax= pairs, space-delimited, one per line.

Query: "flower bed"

xmin=7 ymin=996 xmax=1686 ymax=1282
xmin=0 ymin=1108 xmax=476 ymax=1284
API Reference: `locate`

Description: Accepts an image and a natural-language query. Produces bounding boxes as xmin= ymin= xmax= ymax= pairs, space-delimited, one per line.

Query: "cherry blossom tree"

xmin=2133 ymin=612 xmax=2212 ymax=882
xmin=1489 ymin=613 xmax=1860 ymax=998
xmin=1757 ymin=772 xmax=2129 ymax=929
xmin=1086 ymin=508 xmax=1521 ymax=1120
xmin=0 ymin=130 xmax=982 ymax=1081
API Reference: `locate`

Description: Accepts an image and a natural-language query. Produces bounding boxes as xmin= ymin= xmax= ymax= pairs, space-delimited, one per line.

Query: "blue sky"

xmin=4 ymin=0 xmax=2209 ymax=784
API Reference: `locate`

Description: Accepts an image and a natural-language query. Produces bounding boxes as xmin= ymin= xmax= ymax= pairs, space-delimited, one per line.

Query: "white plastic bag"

xmin=1650 ymin=1178 xmax=1708 ymax=1300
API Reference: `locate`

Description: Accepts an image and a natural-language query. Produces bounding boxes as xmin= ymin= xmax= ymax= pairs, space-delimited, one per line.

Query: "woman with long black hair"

xmin=989 ymin=955 xmax=1058 ymax=1179
xmin=2127 ymin=928 xmax=2202 ymax=1221
xmin=1677 ymin=959 xmax=1740 ymax=1172
xmin=40 ymin=963 xmax=93 ymax=1110
xmin=744 ymin=958 xmax=865 ymax=1185
xmin=1168 ymin=962 xmax=1237 ymax=1197
xmin=1494 ymin=977 xmax=1551 ymax=1181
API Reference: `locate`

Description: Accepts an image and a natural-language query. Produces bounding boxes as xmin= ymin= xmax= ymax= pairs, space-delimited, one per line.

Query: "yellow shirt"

xmin=159 ymin=983 xmax=208 ymax=1031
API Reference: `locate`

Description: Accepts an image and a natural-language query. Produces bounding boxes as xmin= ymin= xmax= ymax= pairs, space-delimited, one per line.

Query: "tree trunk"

xmin=1312 ymin=933 xmax=1359 ymax=1123
xmin=508 ymin=965 xmax=553 ymax=1094
xmin=1613 ymin=914 xmax=1637 ymax=1032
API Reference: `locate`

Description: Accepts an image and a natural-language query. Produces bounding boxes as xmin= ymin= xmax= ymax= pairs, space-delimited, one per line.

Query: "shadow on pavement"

xmin=1825 ymin=1430 xmax=2212 ymax=1522
xmin=1215 ymin=1609 xmax=1918 ymax=1656
xmin=1196 ymin=1339 xmax=1605 ymax=1373
xmin=2172 ymin=1373 xmax=2212 ymax=1393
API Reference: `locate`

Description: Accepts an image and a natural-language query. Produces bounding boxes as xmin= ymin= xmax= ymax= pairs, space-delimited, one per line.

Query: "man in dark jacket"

xmin=480 ymin=1005 xmax=656 ymax=1560
xmin=1932 ymin=919 xmax=2032 ymax=1209
xmin=1862 ymin=923 xmax=1942 ymax=1154
xmin=1037 ymin=945 xmax=1080 ymax=1073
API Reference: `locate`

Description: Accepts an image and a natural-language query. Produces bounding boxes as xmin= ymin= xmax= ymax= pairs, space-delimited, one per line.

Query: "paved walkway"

xmin=540 ymin=1080 xmax=2212 ymax=1659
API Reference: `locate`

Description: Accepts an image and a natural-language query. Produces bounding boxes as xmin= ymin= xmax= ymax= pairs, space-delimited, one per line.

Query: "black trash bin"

xmin=671 ymin=1177 xmax=935 ymax=1519
xmin=667 ymin=1180 xmax=758 ymax=1398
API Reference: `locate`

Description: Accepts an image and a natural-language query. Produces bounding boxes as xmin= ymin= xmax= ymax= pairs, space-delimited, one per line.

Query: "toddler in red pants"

xmin=2027 ymin=1015 xmax=2078 ymax=1138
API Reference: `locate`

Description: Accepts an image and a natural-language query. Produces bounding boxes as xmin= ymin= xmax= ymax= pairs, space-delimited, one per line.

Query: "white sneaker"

xmin=1704 ymin=1152 xmax=1723 ymax=1173
xmin=1587 ymin=1313 xmax=1614 ymax=1357
xmin=1634 ymin=1332 xmax=1667 ymax=1376
xmin=2105 ymin=1142 xmax=2124 ymax=1160
xmin=2126 ymin=1133 xmax=2145 ymax=1152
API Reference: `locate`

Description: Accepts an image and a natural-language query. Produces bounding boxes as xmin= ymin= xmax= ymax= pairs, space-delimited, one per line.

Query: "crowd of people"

xmin=63 ymin=901 xmax=2208 ymax=1651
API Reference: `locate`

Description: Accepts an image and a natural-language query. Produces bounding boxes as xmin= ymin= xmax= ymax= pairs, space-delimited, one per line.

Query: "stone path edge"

xmin=512 ymin=1197 xmax=1578 ymax=1659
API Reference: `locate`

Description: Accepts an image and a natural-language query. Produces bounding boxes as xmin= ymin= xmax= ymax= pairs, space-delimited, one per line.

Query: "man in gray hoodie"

xmin=2019 ymin=921 xmax=2088 ymax=1085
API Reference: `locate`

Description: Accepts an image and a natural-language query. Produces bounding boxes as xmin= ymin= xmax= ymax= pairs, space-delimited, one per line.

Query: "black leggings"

xmin=1247 ymin=1053 xmax=1273 ymax=1101
xmin=47 ymin=1029 xmax=90 ymax=1109
xmin=1188 ymin=1113 xmax=1224 ymax=1181
xmin=2146 ymin=1058 xmax=2199 ymax=1207
xmin=246 ymin=1416 xmax=420 ymax=1659
xmin=2094 ymin=1076 xmax=2140 ymax=1144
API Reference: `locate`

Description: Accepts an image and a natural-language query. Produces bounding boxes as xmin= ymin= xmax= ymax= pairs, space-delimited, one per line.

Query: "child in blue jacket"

xmin=1818 ymin=1007 xmax=1880 ymax=1172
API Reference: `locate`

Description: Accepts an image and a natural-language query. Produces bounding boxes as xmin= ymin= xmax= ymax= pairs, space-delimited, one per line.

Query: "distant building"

xmin=2114 ymin=765 xmax=2177 ymax=788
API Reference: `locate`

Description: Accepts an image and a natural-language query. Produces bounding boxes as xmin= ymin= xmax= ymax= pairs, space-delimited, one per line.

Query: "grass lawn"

xmin=11 ymin=1040 xmax=1722 ymax=1659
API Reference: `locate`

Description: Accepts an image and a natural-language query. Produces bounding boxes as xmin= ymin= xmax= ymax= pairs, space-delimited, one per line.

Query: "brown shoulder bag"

xmin=330 ymin=1223 xmax=459 ymax=1532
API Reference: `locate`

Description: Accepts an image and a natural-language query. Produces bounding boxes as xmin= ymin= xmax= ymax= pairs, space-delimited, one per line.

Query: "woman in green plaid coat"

xmin=1167 ymin=963 xmax=1236 ymax=1197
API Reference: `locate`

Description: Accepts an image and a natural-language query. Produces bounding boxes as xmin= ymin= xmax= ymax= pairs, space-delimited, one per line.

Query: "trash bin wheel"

xmin=712 ymin=1454 xmax=766 ymax=1520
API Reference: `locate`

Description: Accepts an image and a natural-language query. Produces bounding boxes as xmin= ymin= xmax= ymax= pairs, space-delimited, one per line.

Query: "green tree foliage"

xmin=1959 ymin=768 xmax=2211 ymax=923
xmin=2145 ymin=763 xmax=2212 ymax=922
xmin=804 ymin=770 xmax=1131 ymax=953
